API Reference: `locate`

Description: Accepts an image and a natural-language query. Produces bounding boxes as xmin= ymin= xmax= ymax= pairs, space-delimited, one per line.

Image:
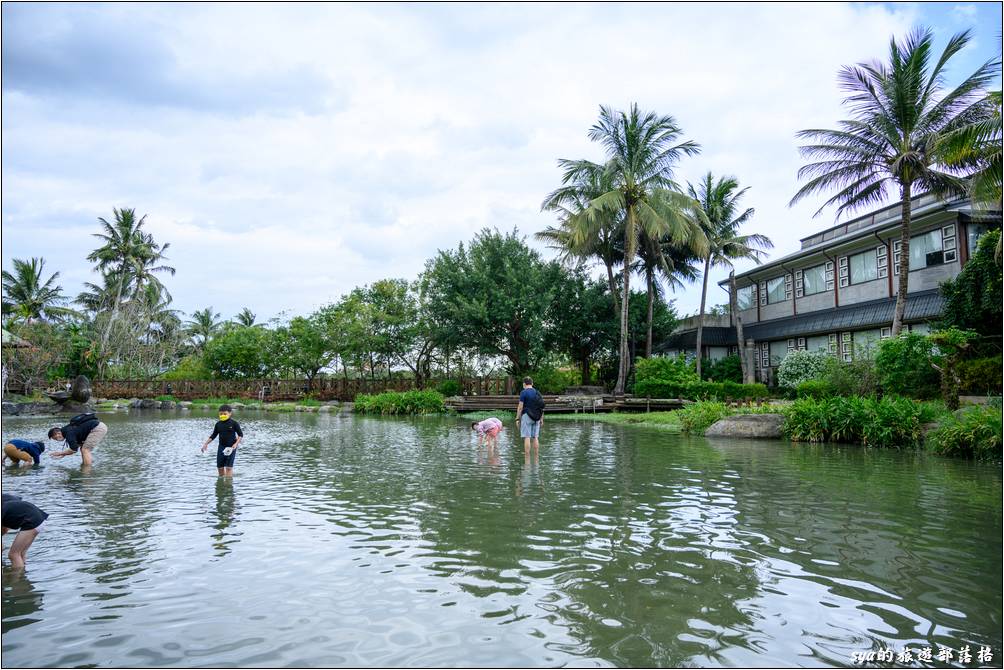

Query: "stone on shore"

xmin=705 ymin=413 xmax=785 ymax=439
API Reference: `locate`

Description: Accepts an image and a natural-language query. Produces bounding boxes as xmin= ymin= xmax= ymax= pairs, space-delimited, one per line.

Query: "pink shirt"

xmin=474 ymin=418 xmax=504 ymax=434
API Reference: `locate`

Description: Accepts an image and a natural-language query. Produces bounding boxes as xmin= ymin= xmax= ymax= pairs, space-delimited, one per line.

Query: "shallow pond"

xmin=1 ymin=410 xmax=1000 ymax=667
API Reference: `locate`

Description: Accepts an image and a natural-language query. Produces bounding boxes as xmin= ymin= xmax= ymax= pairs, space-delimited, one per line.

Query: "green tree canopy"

xmin=939 ymin=228 xmax=1002 ymax=336
xmin=422 ymin=228 xmax=562 ymax=375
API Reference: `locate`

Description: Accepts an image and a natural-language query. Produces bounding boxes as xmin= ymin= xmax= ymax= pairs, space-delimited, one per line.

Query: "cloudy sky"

xmin=2 ymin=2 xmax=1000 ymax=322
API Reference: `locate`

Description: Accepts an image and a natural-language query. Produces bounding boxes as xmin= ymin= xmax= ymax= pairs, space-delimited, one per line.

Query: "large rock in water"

xmin=70 ymin=375 xmax=92 ymax=403
xmin=705 ymin=413 xmax=785 ymax=439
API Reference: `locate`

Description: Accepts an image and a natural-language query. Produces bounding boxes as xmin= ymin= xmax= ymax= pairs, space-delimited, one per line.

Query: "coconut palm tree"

xmin=688 ymin=173 xmax=772 ymax=377
xmin=87 ymin=208 xmax=175 ymax=347
xmin=790 ymin=27 xmax=998 ymax=335
xmin=634 ymin=227 xmax=701 ymax=358
xmin=553 ymin=104 xmax=704 ymax=394
xmin=185 ymin=307 xmax=222 ymax=351
xmin=234 ymin=307 xmax=257 ymax=327
xmin=540 ymin=169 xmax=625 ymax=315
xmin=1 ymin=257 xmax=74 ymax=322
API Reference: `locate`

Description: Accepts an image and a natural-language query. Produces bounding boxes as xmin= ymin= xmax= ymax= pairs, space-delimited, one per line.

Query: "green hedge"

xmin=795 ymin=380 xmax=836 ymax=399
xmin=633 ymin=379 xmax=769 ymax=401
xmin=783 ymin=396 xmax=924 ymax=448
xmin=353 ymin=390 xmax=445 ymax=415
xmin=927 ymin=404 xmax=1003 ymax=461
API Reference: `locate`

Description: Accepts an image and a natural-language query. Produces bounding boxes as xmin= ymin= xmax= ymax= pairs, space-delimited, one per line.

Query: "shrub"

xmin=353 ymin=390 xmax=445 ymax=415
xmin=957 ymin=356 xmax=1003 ymax=396
xmin=777 ymin=350 xmax=832 ymax=389
xmin=701 ymin=355 xmax=743 ymax=383
xmin=874 ymin=333 xmax=940 ymax=399
xmin=820 ymin=356 xmax=880 ymax=397
xmin=633 ymin=379 xmax=769 ymax=401
xmin=635 ymin=354 xmax=700 ymax=387
xmin=783 ymin=396 xmax=924 ymax=448
xmin=927 ymin=403 xmax=1003 ymax=461
xmin=436 ymin=380 xmax=462 ymax=397
xmin=795 ymin=380 xmax=836 ymax=399
xmin=939 ymin=228 xmax=1002 ymax=336
xmin=677 ymin=401 xmax=732 ymax=435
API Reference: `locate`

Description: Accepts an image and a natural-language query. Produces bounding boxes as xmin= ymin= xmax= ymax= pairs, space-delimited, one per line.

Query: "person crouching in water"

xmin=3 ymin=439 xmax=46 ymax=467
xmin=471 ymin=417 xmax=504 ymax=450
xmin=2 ymin=494 xmax=48 ymax=569
xmin=201 ymin=405 xmax=243 ymax=477
xmin=48 ymin=412 xmax=108 ymax=467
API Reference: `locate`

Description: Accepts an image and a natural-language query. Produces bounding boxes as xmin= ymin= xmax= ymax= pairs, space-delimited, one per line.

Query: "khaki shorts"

xmin=3 ymin=444 xmax=33 ymax=463
xmin=81 ymin=422 xmax=108 ymax=450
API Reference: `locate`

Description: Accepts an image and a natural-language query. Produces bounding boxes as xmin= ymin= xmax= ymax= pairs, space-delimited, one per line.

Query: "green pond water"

xmin=1 ymin=410 xmax=1000 ymax=667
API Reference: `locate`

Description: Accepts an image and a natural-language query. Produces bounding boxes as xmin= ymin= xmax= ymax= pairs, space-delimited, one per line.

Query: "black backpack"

xmin=69 ymin=412 xmax=97 ymax=426
xmin=524 ymin=389 xmax=545 ymax=422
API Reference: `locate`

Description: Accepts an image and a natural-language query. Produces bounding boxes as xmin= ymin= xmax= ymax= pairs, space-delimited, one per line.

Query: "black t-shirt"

xmin=2 ymin=499 xmax=49 ymax=530
xmin=61 ymin=418 xmax=99 ymax=452
xmin=210 ymin=419 xmax=243 ymax=450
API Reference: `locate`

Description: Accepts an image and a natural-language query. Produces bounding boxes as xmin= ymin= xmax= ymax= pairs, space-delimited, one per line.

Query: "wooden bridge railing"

xmin=78 ymin=377 xmax=517 ymax=402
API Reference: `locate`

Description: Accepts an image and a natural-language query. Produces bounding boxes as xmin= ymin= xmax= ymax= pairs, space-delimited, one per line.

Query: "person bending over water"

xmin=2 ymin=494 xmax=48 ymax=569
xmin=202 ymin=404 xmax=243 ymax=477
xmin=471 ymin=417 xmax=504 ymax=450
xmin=3 ymin=439 xmax=45 ymax=466
xmin=48 ymin=412 xmax=108 ymax=467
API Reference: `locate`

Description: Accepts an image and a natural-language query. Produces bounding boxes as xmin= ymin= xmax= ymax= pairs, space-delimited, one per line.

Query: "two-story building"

xmin=659 ymin=193 xmax=1000 ymax=383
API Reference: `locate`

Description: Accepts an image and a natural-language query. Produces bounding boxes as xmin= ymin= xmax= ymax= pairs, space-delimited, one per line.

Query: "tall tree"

xmin=553 ymin=104 xmax=703 ymax=393
xmin=635 ymin=226 xmax=701 ymax=358
xmin=1 ymin=257 xmax=73 ymax=321
xmin=87 ymin=208 xmax=175 ymax=354
xmin=422 ymin=228 xmax=561 ymax=376
xmin=185 ymin=307 xmax=223 ymax=351
xmin=539 ymin=168 xmax=624 ymax=315
xmin=688 ymin=173 xmax=771 ymax=377
xmin=790 ymin=28 xmax=998 ymax=335
xmin=234 ymin=308 xmax=257 ymax=327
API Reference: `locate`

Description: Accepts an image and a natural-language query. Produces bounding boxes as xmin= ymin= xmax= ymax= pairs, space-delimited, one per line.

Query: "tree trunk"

xmin=580 ymin=355 xmax=591 ymax=385
xmin=892 ymin=182 xmax=912 ymax=336
xmin=605 ymin=261 xmax=620 ymax=316
xmin=695 ymin=255 xmax=711 ymax=379
xmin=645 ymin=266 xmax=654 ymax=358
xmin=730 ymin=271 xmax=752 ymax=384
xmin=614 ymin=214 xmax=635 ymax=395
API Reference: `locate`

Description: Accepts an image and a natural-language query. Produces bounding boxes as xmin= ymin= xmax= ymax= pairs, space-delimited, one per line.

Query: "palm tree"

xmin=790 ymin=28 xmax=998 ymax=335
xmin=635 ymin=227 xmax=701 ymax=358
xmin=540 ymin=169 xmax=625 ymax=315
xmin=554 ymin=104 xmax=704 ymax=394
xmin=87 ymin=208 xmax=175 ymax=347
xmin=688 ymin=173 xmax=772 ymax=377
xmin=234 ymin=307 xmax=257 ymax=327
xmin=185 ymin=307 xmax=222 ymax=351
xmin=1 ymin=257 xmax=74 ymax=321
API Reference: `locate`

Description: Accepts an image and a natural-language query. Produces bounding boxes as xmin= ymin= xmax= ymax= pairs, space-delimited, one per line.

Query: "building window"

xmin=736 ymin=285 xmax=755 ymax=310
xmin=893 ymin=225 xmax=957 ymax=274
xmin=801 ymin=264 xmax=827 ymax=296
xmin=769 ymin=340 xmax=788 ymax=365
xmin=766 ymin=276 xmax=787 ymax=304
xmin=849 ymin=249 xmax=878 ymax=284
xmin=968 ymin=223 xmax=991 ymax=255
xmin=910 ymin=229 xmax=944 ymax=269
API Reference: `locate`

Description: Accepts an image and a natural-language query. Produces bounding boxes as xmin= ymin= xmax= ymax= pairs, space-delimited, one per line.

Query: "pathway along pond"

xmin=1 ymin=411 xmax=1000 ymax=667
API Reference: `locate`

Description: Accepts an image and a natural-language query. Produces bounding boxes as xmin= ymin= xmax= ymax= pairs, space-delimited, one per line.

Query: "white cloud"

xmin=3 ymin=1 xmax=996 ymax=323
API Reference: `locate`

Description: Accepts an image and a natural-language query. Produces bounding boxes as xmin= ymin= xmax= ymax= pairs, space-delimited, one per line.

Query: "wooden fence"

xmin=73 ymin=377 xmax=518 ymax=402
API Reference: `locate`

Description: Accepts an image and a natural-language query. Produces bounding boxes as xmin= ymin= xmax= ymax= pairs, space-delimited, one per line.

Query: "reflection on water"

xmin=1 ymin=411 xmax=1000 ymax=667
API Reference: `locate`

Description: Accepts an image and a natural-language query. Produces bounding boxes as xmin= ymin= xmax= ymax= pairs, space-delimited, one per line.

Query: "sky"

xmin=2 ymin=2 xmax=1001 ymax=322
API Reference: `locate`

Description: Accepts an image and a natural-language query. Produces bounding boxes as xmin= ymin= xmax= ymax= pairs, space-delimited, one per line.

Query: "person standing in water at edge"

xmin=515 ymin=376 xmax=544 ymax=459
xmin=201 ymin=404 xmax=243 ymax=477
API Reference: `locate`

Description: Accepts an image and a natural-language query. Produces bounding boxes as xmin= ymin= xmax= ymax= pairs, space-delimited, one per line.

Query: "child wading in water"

xmin=471 ymin=417 xmax=504 ymax=450
xmin=201 ymin=405 xmax=243 ymax=477
xmin=2 ymin=493 xmax=48 ymax=569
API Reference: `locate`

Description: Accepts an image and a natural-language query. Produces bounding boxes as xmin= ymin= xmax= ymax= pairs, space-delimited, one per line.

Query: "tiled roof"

xmin=656 ymin=326 xmax=737 ymax=352
xmin=745 ymin=290 xmax=944 ymax=341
